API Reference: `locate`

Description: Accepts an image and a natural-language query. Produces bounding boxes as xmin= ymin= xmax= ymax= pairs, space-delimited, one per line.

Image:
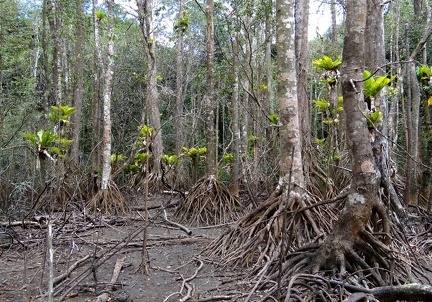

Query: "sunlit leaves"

xmin=267 ymin=113 xmax=279 ymax=125
xmin=363 ymin=70 xmax=396 ymax=99
xmin=313 ymin=55 xmax=342 ymax=71
xmin=48 ymin=105 xmax=76 ymax=125
xmin=24 ymin=130 xmax=58 ymax=149
xmin=365 ymin=110 xmax=383 ymax=129
xmin=162 ymin=154 xmax=178 ymax=165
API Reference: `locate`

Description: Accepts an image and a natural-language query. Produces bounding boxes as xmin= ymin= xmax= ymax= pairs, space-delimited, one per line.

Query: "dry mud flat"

xmin=0 ymin=197 xmax=253 ymax=302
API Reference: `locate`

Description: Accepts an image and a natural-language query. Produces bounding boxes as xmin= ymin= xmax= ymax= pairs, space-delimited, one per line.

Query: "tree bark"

xmin=276 ymin=0 xmax=304 ymax=191
xmin=137 ymin=0 xmax=163 ymax=178
xmin=71 ymin=0 xmax=85 ymax=164
xmin=310 ymin=0 xmax=380 ymax=273
xmin=295 ymin=0 xmax=310 ymax=161
xmin=204 ymin=0 xmax=216 ymax=176
xmin=100 ymin=0 xmax=115 ymax=190
xmin=175 ymin=0 xmax=185 ymax=168
xmin=231 ymin=32 xmax=240 ymax=197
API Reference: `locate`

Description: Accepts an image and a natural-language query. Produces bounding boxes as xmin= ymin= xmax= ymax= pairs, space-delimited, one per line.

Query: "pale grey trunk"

xmin=100 ymin=0 xmax=115 ymax=190
xmin=231 ymin=33 xmax=240 ymax=196
xmin=276 ymin=0 xmax=304 ymax=190
xmin=91 ymin=0 xmax=101 ymax=174
xmin=265 ymin=0 xmax=274 ymax=112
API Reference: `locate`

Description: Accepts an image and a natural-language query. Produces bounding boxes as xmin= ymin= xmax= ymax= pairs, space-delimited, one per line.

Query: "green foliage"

xmin=313 ymin=99 xmax=331 ymax=113
xmin=313 ymin=55 xmax=342 ymax=71
xmin=182 ymin=146 xmax=206 ymax=159
xmin=363 ymin=70 xmax=396 ymax=99
xmin=24 ymin=130 xmax=58 ymax=149
xmin=135 ymin=152 xmax=149 ymax=164
xmin=124 ymin=164 xmax=139 ymax=173
xmin=96 ymin=11 xmax=105 ymax=21
xmin=365 ymin=110 xmax=383 ymax=129
xmin=110 ymin=153 xmax=127 ymax=164
xmin=174 ymin=9 xmax=190 ymax=32
xmin=139 ymin=125 xmax=153 ymax=140
xmin=315 ymin=137 xmax=326 ymax=144
xmin=48 ymin=105 xmax=76 ymax=125
xmin=416 ymin=64 xmax=432 ymax=82
xmin=417 ymin=65 xmax=432 ymax=97
xmin=162 ymin=154 xmax=178 ymax=165
xmin=267 ymin=114 xmax=279 ymax=125
xmin=223 ymin=153 xmax=234 ymax=163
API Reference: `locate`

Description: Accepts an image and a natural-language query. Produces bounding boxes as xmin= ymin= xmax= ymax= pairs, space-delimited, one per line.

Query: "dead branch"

xmin=372 ymin=283 xmax=432 ymax=301
xmin=53 ymin=255 xmax=91 ymax=286
xmin=162 ymin=206 xmax=192 ymax=235
xmin=0 ymin=220 xmax=45 ymax=228
xmin=94 ymin=256 xmax=126 ymax=302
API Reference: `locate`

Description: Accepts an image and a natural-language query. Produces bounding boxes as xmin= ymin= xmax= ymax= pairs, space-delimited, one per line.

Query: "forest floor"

xmin=0 ymin=193 xmax=259 ymax=302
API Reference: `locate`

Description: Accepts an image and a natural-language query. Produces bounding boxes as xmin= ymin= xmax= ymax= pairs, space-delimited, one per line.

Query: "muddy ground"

xmin=0 ymin=194 xmax=259 ymax=302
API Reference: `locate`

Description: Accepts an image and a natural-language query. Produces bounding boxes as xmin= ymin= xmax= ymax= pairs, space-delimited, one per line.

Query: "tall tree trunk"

xmin=295 ymin=0 xmax=311 ymax=177
xmin=310 ymin=0 xmax=380 ymax=273
xmin=331 ymin=0 xmax=337 ymax=43
xmin=365 ymin=0 xmax=404 ymax=214
xmin=100 ymin=0 xmax=115 ymax=190
xmin=46 ymin=0 xmax=62 ymax=106
xmin=204 ymin=0 xmax=216 ymax=176
xmin=175 ymin=0 xmax=186 ymax=187
xmin=175 ymin=0 xmax=186 ymax=176
xmin=71 ymin=0 xmax=85 ymax=164
xmin=91 ymin=0 xmax=101 ymax=178
xmin=276 ymin=0 xmax=304 ymax=191
xmin=231 ymin=32 xmax=240 ymax=197
xmin=137 ymin=0 xmax=163 ymax=178
xmin=265 ymin=0 xmax=274 ymax=112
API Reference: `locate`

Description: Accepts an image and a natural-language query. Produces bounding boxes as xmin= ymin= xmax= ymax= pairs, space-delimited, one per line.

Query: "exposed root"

xmin=35 ymin=165 xmax=93 ymax=212
xmin=203 ymin=190 xmax=340 ymax=268
xmin=129 ymin=172 xmax=163 ymax=193
xmin=173 ymin=175 xmax=243 ymax=226
xmin=88 ymin=181 xmax=130 ymax=215
xmin=202 ymin=183 xmax=432 ymax=301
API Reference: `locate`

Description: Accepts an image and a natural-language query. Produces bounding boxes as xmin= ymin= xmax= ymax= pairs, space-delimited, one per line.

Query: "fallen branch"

xmin=53 ymin=255 xmax=91 ymax=286
xmin=162 ymin=207 xmax=192 ymax=235
xmin=165 ymin=260 xmax=204 ymax=302
xmin=95 ymin=256 xmax=126 ymax=302
xmin=0 ymin=220 xmax=44 ymax=228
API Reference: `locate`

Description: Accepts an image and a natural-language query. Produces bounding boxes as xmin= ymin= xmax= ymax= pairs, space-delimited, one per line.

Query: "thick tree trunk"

xmin=295 ymin=0 xmax=310 ymax=169
xmin=310 ymin=0 xmax=380 ymax=273
xmin=365 ymin=0 xmax=404 ymax=214
xmin=276 ymin=0 xmax=304 ymax=191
